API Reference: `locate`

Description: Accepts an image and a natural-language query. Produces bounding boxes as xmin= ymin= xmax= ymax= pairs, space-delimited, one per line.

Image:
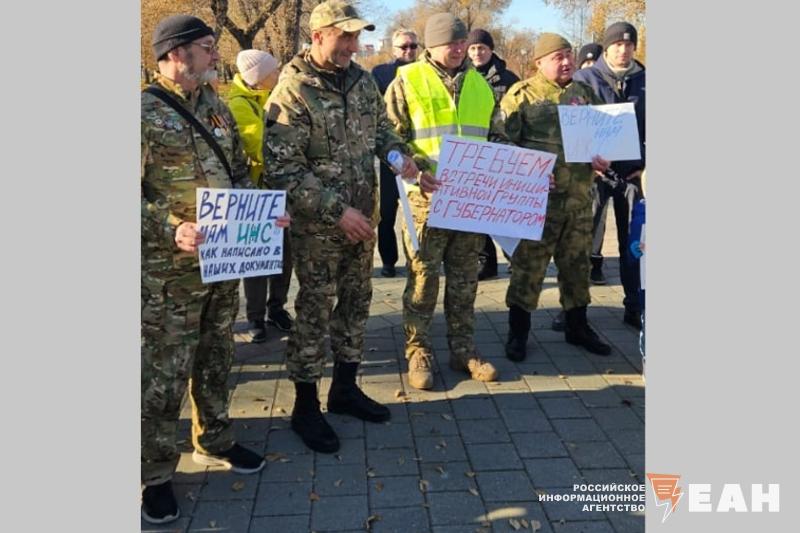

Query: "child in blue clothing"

xmin=628 ymin=197 xmax=646 ymax=376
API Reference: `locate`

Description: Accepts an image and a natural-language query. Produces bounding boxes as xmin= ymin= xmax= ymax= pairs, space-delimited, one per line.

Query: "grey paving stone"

xmin=458 ymin=417 xmax=512 ymax=444
xmin=410 ymin=412 xmax=460 ymax=436
xmin=539 ymin=398 xmax=591 ymax=419
xmin=253 ymin=481 xmax=311 ymax=516
xmin=265 ymin=428 xmax=311 ymax=455
xmin=416 ymin=435 xmax=468 ymax=462
xmin=198 ymin=470 xmax=258 ymax=501
xmin=367 ymin=447 xmax=420 ymax=477
xmin=482 ymin=501 xmax=553 ymax=532
xmin=607 ymin=429 xmax=644 ymax=457
xmin=432 ymin=526 xmax=491 ymax=533
xmin=249 ymin=514 xmax=309 ymax=532
xmin=316 ymin=437 xmax=366 ymax=466
xmin=370 ymin=506 xmax=430 ymax=533
xmin=188 ymin=500 xmax=252 ymax=532
xmin=310 ymin=494 xmax=369 ymax=531
xmin=142 ymin=517 xmax=191 ymax=532
xmin=235 ymin=419 xmax=274 ymax=443
xmin=575 ymin=388 xmax=625 ymax=408
xmin=419 ymin=461 xmax=477 ymax=492
xmin=451 ymin=397 xmax=500 ymax=419
xmin=500 ymin=408 xmax=553 ymax=433
xmin=568 ymin=441 xmax=627 ymax=469
xmin=475 ymin=470 xmax=535 ymax=502
xmin=589 ymin=408 xmax=643 ymax=431
xmin=551 ymin=418 xmax=608 ymax=443
xmin=581 ymin=469 xmax=642 ymax=488
xmin=261 ymin=453 xmax=314 ymax=483
xmin=511 ymin=432 xmax=569 ymax=459
xmin=325 ymin=413 xmax=366 ymax=439
xmin=466 ymin=443 xmax=524 ymax=471
xmin=625 ymin=454 xmax=645 ymax=480
xmin=315 ymin=464 xmax=368 ymax=496
xmin=550 ymin=520 xmax=615 ymax=532
xmin=427 ymin=492 xmax=488 ymax=526
xmin=540 ymin=499 xmax=607 ymax=522
xmin=524 ymin=459 xmax=583 ymax=489
xmin=369 ymin=476 xmax=425 ymax=508
xmin=367 ymin=422 xmax=414 ymax=449
xmin=490 ymin=391 xmax=541 ymax=410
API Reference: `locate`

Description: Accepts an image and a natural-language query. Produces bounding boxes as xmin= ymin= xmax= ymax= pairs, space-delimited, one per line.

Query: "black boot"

xmin=327 ymin=362 xmax=391 ymax=423
xmin=291 ymin=382 xmax=340 ymax=453
xmin=590 ymin=255 xmax=607 ymax=285
xmin=505 ymin=305 xmax=531 ymax=362
xmin=564 ymin=306 xmax=612 ymax=356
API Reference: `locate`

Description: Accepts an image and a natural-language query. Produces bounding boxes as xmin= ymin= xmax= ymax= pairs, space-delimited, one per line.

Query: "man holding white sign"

xmin=573 ymin=21 xmax=645 ymax=328
xmin=385 ymin=12 xmax=509 ymax=389
xmin=501 ymin=32 xmax=613 ymax=361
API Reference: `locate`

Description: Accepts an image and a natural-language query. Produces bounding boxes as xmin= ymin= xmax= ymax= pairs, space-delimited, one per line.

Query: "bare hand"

xmin=276 ymin=213 xmax=291 ymax=229
xmin=175 ymin=221 xmax=204 ymax=253
xmin=418 ymin=171 xmax=441 ymax=194
xmin=338 ymin=207 xmax=375 ymax=242
xmin=591 ymin=155 xmax=610 ymax=173
xmin=399 ymin=155 xmax=419 ymax=180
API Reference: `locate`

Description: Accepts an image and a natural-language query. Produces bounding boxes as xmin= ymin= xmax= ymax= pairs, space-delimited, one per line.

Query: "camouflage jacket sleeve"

xmin=384 ymin=76 xmax=434 ymax=174
xmin=499 ymin=82 xmax=526 ymax=146
xmin=141 ymin=120 xmax=181 ymax=248
xmin=263 ymin=82 xmax=346 ymax=225
xmin=488 ymin=94 xmax=512 ymax=146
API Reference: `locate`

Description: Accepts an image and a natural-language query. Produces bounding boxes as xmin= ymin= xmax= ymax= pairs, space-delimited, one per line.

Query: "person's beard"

xmin=178 ymin=56 xmax=218 ymax=85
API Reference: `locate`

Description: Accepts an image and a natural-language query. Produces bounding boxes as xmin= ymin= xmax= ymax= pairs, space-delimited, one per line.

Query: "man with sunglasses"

xmin=141 ymin=14 xmax=279 ymax=524
xmin=371 ymin=29 xmax=420 ymax=278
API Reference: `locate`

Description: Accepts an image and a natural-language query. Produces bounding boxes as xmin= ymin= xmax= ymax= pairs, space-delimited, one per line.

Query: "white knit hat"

xmin=236 ymin=49 xmax=279 ymax=86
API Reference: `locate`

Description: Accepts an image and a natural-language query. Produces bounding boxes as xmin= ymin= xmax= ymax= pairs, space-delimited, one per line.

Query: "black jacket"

xmin=573 ymin=55 xmax=645 ymax=177
xmin=475 ymin=54 xmax=520 ymax=101
xmin=371 ymin=59 xmax=408 ymax=95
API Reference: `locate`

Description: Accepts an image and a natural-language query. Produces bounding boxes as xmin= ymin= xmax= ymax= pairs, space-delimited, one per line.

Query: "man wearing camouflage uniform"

xmin=384 ymin=13 xmax=507 ymax=390
xmin=140 ymin=15 xmax=276 ymax=524
xmin=501 ymin=33 xmax=613 ymax=361
xmin=263 ymin=0 xmax=419 ymax=453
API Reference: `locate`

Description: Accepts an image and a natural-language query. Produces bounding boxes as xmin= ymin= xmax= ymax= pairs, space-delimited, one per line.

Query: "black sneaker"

xmin=623 ymin=309 xmax=642 ymax=330
xmin=192 ymin=443 xmax=266 ymax=474
xmin=249 ymin=320 xmax=267 ymax=343
xmin=590 ymin=266 xmax=607 ymax=285
xmin=141 ymin=481 xmax=180 ymax=524
xmin=267 ymin=310 xmax=294 ymax=332
xmin=381 ymin=265 xmax=397 ymax=278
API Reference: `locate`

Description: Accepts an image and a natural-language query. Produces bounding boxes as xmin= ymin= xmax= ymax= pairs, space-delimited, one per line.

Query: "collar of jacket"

xmin=476 ymin=53 xmax=505 ymax=78
xmin=285 ymin=49 xmax=365 ymax=93
xmin=530 ymin=70 xmax=572 ymax=93
xmin=153 ymin=72 xmax=193 ymax=102
xmin=421 ymin=50 xmax=471 ymax=80
xmin=595 ymin=54 xmax=645 ymax=80
xmin=229 ymin=73 xmax=269 ymax=107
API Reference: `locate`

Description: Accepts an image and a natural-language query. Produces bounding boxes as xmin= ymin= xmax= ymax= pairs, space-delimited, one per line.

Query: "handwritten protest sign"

xmin=558 ymin=102 xmax=640 ymax=163
xmin=196 ymin=188 xmax=286 ymax=283
xmin=426 ymin=135 xmax=557 ymax=242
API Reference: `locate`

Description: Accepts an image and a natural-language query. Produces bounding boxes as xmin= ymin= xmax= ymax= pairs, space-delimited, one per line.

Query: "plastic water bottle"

xmin=387 ymin=150 xmax=404 ymax=173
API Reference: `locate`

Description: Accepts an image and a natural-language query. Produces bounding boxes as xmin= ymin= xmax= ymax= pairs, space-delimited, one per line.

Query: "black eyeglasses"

xmin=395 ymin=43 xmax=419 ymax=51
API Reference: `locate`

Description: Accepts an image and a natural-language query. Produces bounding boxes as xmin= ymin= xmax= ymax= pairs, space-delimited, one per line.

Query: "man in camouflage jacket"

xmin=140 ymin=15 xmax=276 ymax=524
xmin=263 ymin=0 xmax=418 ymax=454
xmin=501 ymin=33 xmax=613 ymax=362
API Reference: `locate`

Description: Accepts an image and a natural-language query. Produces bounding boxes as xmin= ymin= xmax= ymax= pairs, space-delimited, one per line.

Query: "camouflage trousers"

xmin=402 ymin=189 xmax=483 ymax=359
xmin=286 ymin=233 xmax=374 ymax=383
xmin=506 ymin=205 xmax=592 ymax=312
xmin=141 ymin=267 xmax=238 ymax=485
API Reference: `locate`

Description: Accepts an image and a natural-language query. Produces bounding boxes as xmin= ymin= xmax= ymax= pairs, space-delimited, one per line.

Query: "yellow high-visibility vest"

xmin=398 ymin=61 xmax=495 ymax=171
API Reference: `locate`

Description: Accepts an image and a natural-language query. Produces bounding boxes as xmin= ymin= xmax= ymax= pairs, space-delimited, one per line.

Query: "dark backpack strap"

xmin=144 ymin=85 xmax=233 ymax=180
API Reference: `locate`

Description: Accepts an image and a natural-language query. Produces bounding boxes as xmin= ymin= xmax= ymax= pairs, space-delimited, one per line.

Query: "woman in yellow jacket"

xmin=228 ymin=50 xmax=293 ymax=342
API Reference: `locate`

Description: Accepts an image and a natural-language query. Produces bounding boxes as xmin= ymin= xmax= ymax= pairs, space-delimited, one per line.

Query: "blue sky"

xmin=362 ymin=0 xmax=566 ymax=47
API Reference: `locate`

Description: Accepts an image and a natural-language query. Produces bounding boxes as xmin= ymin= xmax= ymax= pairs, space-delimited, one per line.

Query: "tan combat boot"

xmin=449 ymin=352 xmax=498 ymax=382
xmin=407 ymin=350 xmax=434 ymax=390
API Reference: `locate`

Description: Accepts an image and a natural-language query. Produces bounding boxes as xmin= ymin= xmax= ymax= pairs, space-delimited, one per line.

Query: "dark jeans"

xmin=243 ymin=234 xmax=293 ymax=322
xmin=591 ymin=177 xmax=643 ymax=312
xmin=377 ymin=161 xmax=399 ymax=268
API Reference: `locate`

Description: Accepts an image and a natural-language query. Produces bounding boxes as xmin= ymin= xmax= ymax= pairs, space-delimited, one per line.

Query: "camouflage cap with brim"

xmin=309 ymin=0 xmax=375 ymax=32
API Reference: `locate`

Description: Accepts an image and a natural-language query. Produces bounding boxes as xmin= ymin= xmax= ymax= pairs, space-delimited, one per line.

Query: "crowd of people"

xmin=140 ymin=0 xmax=645 ymax=524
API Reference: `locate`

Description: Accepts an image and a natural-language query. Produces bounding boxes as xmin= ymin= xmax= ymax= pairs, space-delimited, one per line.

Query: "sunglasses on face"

xmin=395 ymin=43 xmax=419 ymax=51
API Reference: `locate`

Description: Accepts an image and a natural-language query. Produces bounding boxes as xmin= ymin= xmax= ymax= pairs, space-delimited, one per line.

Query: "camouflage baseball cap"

xmin=309 ymin=0 xmax=375 ymax=32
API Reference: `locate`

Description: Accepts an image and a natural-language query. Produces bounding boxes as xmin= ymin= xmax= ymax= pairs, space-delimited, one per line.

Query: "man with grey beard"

xmin=141 ymin=14 xmax=276 ymax=525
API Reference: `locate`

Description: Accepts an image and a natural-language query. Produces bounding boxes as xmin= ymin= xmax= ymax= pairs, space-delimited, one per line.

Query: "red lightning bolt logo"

xmin=647 ymin=473 xmax=683 ymax=523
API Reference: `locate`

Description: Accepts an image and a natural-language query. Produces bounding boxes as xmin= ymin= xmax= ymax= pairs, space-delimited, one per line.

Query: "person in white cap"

xmin=227 ymin=50 xmax=295 ymax=343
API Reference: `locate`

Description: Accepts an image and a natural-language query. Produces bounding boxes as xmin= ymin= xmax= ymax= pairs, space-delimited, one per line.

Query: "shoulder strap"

xmin=144 ymin=85 xmax=233 ymax=179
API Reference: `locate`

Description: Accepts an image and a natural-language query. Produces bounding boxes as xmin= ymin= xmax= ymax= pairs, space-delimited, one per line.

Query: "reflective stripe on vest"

xmin=398 ymin=62 xmax=495 ymax=169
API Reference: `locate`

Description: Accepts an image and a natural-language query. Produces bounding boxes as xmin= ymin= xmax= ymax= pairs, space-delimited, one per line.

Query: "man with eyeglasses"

xmin=141 ymin=14 xmax=281 ymax=524
xmin=264 ymin=0 xmax=419 ymax=454
xmin=371 ymin=28 xmax=420 ymax=278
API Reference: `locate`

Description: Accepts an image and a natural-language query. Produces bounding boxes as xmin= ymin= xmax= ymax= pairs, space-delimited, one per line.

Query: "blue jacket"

xmin=573 ymin=55 xmax=645 ymax=178
xmin=372 ymin=59 xmax=407 ymax=95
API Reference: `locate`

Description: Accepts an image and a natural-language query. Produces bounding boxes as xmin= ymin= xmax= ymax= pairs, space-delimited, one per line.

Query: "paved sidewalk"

xmin=142 ymin=214 xmax=644 ymax=533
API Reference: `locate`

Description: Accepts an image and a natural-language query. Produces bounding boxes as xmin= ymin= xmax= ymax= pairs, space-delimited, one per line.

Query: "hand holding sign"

xmin=175 ymin=222 xmax=205 ymax=253
xmin=559 ymin=103 xmax=640 ymax=163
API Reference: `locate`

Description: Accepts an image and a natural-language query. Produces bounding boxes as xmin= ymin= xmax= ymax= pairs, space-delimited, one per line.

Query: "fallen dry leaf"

xmin=441 ymin=413 xmax=453 ymax=421
xmin=531 ymin=519 xmax=542 ymax=531
xmin=375 ymin=482 xmax=384 ymax=493
xmin=621 ymin=399 xmax=633 ymax=406
xmin=369 ymin=347 xmax=377 ymax=352
xmin=558 ymin=374 xmax=567 ymax=379
xmin=265 ymin=452 xmax=288 ymax=462
xmin=419 ymin=479 xmax=430 ymax=493
xmin=604 ymin=369 xmax=615 ymax=375
xmin=254 ymin=397 xmax=268 ymax=402
xmin=185 ymin=491 xmax=196 ymax=502
xmin=394 ymin=389 xmax=405 ymax=398
xmin=366 ymin=467 xmax=377 ymax=478
xmin=365 ymin=514 xmax=381 ymax=531
xmin=398 ymin=456 xmax=406 ymax=465
xmin=509 ymin=518 xmax=522 ymax=530
xmin=465 ymin=471 xmax=476 ymax=478
xmin=209 ymin=521 xmax=217 ymax=528
xmin=231 ymin=481 xmax=245 ymax=492
xmin=334 ymin=479 xmax=343 ymax=487
xmin=469 ymin=487 xmax=479 ymax=497
xmin=435 ymin=466 xmax=446 ymax=475
xmin=309 ymin=491 xmax=320 ymax=501
xmin=520 ymin=518 xmax=529 ymax=528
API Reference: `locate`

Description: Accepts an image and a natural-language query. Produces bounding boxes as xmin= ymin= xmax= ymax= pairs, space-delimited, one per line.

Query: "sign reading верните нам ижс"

xmin=196 ymin=188 xmax=286 ymax=283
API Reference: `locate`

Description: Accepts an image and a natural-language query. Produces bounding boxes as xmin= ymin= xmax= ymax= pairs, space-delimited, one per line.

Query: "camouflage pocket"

xmin=360 ymin=113 xmax=376 ymax=151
